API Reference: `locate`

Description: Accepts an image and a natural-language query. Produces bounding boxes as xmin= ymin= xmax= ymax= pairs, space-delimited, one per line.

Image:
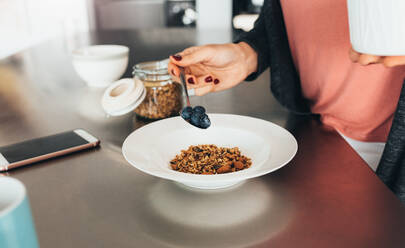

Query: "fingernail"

xmin=205 ymin=76 xmax=213 ymax=83
xmin=214 ymin=79 xmax=220 ymax=84
xmin=187 ymin=77 xmax=195 ymax=84
xmin=172 ymin=54 xmax=182 ymax=61
xmin=171 ymin=69 xmax=175 ymax=75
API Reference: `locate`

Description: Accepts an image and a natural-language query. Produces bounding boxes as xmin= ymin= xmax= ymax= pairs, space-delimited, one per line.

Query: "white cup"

xmin=347 ymin=0 xmax=405 ymax=56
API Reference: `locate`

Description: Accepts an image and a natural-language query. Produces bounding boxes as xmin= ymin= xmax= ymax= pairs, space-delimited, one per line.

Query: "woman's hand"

xmin=168 ymin=42 xmax=258 ymax=96
xmin=349 ymin=47 xmax=405 ymax=67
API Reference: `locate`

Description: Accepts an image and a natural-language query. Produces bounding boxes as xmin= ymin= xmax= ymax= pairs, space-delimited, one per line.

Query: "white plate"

xmin=122 ymin=114 xmax=298 ymax=189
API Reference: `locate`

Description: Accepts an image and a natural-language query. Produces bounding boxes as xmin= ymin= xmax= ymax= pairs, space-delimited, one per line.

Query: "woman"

xmin=168 ymin=0 xmax=405 ymax=203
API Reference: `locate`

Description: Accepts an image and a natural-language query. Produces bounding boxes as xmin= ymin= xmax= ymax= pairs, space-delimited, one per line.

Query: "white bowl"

xmin=72 ymin=45 xmax=129 ymax=87
xmin=122 ymin=114 xmax=298 ymax=189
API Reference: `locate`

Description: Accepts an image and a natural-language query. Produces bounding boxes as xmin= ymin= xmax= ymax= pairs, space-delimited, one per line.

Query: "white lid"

xmin=101 ymin=78 xmax=146 ymax=116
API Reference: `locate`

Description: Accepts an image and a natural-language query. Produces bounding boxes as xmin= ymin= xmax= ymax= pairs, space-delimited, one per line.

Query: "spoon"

xmin=178 ymin=67 xmax=211 ymax=129
xmin=179 ymin=67 xmax=191 ymax=107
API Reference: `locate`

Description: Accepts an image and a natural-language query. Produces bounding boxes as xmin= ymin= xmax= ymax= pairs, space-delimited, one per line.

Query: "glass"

xmin=132 ymin=60 xmax=183 ymax=120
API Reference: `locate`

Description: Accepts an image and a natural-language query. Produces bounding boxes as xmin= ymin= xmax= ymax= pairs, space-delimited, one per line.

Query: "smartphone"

xmin=0 ymin=129 xmax=100 ymax=172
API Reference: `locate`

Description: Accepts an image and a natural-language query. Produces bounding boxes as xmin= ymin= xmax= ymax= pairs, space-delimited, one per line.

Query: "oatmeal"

xmin=170 ymin=145 xmax=252 ymax=174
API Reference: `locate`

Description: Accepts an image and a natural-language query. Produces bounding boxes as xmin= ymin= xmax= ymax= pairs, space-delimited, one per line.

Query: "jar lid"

xmin=101 ymin=78 xmax=146 ymax=116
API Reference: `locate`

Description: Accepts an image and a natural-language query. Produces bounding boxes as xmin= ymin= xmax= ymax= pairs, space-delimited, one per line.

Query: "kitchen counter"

xmin=1 ymin=29 xmax=404 ymax=248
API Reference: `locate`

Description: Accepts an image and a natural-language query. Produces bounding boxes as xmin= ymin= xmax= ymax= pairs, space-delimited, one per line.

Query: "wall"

xmin=0 ymin=0 xmax=89 ymax=59
xmin=195 ymin=0 xmax=233 ymax=44
xmin=196 ymin=0 xmax=232 ymax=29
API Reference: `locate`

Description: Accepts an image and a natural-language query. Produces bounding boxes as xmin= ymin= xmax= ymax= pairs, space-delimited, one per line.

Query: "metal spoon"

xmin=177 ymin=67 xmax=210 ymax=129
xmin=179 ymin=67 xmax=191 ymax=107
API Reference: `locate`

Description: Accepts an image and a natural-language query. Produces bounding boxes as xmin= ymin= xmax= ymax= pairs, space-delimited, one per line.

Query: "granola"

xmin=170 ymin=145 xmax=252 ymax=174
xmin=134 ymin=82 xmax=182 ymax=119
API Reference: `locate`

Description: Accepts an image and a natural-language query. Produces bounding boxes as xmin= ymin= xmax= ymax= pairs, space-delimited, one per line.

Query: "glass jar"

xmin=133 ymin=60 xmax=183 ymax=120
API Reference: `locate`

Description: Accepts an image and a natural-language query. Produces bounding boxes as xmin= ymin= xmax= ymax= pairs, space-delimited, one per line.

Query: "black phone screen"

xmin=0 ymin=131 xmax=89 ymax=163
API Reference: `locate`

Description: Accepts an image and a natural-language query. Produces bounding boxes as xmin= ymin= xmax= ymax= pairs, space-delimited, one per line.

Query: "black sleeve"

xmin=377 ymin=80 xmax=405 ymax=205
xmin=234 ymin=0 xmax=271 ymax=81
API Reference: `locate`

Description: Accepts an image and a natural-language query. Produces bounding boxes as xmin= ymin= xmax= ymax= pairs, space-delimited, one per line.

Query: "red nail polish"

xmin=214 ymin=79 xmax=220 ymax=84
xmin=171 ymin=69 xmax=175 ymax=75
xmin=205 ymin=76 xmax=213 ymax=83
xmin=172 ymin=54 xmax=182 ymax=61
xmin=187 ymin=77 xmax=195 ymax=84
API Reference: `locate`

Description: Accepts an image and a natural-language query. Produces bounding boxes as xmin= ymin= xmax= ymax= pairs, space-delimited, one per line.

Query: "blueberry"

xmin=199 ymin=114 xmax=211 ymax=129
xmin=193 ymin=106 xmax=205 ymax=114
xmin=181 ymin=106 xmax=193 ymax=120
xmin=190 ymin=112 xmax=202 ymax=127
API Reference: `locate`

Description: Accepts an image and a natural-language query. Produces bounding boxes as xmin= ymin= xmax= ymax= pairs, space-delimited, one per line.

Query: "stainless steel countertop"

xmin=1 ymin=29 xmax=405 ymax=248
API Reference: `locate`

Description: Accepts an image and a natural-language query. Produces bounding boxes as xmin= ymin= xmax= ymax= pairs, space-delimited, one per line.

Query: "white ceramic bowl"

xmin=122 ymin=114 xmax=298 ymax=189
xmin=72 ymin=45 xmax=129 ymax=87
